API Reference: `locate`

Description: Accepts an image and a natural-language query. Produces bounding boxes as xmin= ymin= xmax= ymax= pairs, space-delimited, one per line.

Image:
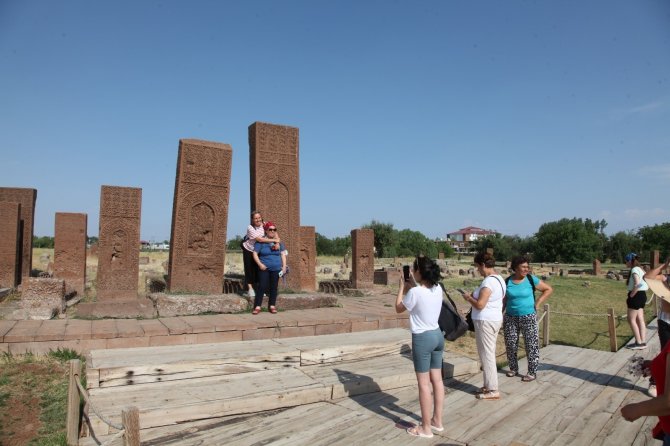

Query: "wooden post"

xmin=122 ymin=406 xmax=140 ymax=446
xmin=608 ymin=308 xmax=617 ymax=352
xmin=542 ymin=304 xmax=550 ymax=347
xmin=66 ymin=359 xmax=82 ymax=446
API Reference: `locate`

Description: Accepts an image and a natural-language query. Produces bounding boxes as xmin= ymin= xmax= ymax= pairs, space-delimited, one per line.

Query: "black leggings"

xmin=243 ymin=248 xmax=258 ymax=289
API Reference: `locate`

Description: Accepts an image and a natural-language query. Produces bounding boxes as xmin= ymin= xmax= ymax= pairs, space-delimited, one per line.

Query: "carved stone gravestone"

xmin=0 ymin=187 xmax=37 ymax=282
xmin=592 ymin=259 xmax=601 ymax=276
xmin=0 ymin=202 xmax=21 ymax=288
xmin=96 ymin=186 xmax=141 ymax=300
xmin=54 ymin=213 xmax=87 ymax=296
xmin=351 ymin=228 xmax=374 ymax=289
xmin=168 ymin=139 xmax=232 ymax=293
xmin=299 ymin=226 xmax=316 ymax=291
xmin=249 ymin=122 xmax=302 ymax=290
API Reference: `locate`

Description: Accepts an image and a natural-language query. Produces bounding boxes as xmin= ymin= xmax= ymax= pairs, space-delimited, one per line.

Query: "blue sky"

xmin=1 ymin=1 xmax=669 ymax=242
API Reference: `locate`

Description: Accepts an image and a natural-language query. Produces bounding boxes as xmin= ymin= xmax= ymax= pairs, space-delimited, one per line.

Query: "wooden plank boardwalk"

xmin=81 ymin=322 xmax=663 ymax=446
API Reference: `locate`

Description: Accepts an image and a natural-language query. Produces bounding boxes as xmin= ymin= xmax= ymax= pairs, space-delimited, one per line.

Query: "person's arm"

xmin=395 ymin=276 xmax=411 ymax=313
xmin=645 ymin=258 xmax=670 ymax=281
xmin=252 ymin=251 xmax=267 ymax=271
xmin=280 ymin=250 xmax=287 ymax=274
xmin=622 ymin=352 xmax=670 ymax=420
xmin=534 ymin=279 xmax=553 ymax=312
xmin=629 ymin=267 xmax=644 ymax=298
xmin=463 ymin=286 xmax=491 ymax=310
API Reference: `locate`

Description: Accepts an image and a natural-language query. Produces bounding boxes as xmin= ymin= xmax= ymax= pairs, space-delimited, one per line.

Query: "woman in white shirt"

xmin=625 ymin=252 xmax=650 ymax=350
xmin=461 ymin=251 xmax=506 ymax=400
xmin=395 ymin=256 xmax=445 ymax=438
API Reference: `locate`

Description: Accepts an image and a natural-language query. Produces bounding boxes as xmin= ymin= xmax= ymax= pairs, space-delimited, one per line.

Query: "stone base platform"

xmin=74 ymin=299 xmax=157 ymax=319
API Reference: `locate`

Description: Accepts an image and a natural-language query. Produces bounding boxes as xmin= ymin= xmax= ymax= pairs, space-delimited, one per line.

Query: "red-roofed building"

xmin=446 ymin=226 xmax=498 ymax=253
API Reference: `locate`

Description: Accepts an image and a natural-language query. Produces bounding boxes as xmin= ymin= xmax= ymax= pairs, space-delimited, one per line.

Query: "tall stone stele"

xmin=249 ymin=122 xmax=304 ymax=290
xmin=0 ymin=202 xmax=21 ymax=288
xmin=96 ymin=186 xmax=141 ymax=300
xmin=0 ymin=187 xmax=37 ymax=282
xmin=168 ymin=139 xmax=232 ymax=293
xmin=351 ymin=228 xmax=375 ymax=289
xmin=54 ymin=213 xmax=87 ymax=296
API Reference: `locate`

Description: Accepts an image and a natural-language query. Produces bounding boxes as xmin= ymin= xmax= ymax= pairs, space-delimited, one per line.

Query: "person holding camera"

xmin=461 ymin=251 xmax=506 ymax=400
xmin=251 ymin=222 xmax=286 ymax=315
xmin=395 ymin=255 xmax=444 ymax=438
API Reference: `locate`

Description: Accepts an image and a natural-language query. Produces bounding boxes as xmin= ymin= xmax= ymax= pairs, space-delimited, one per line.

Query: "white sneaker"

xmin=649 ymin=384 xmax=658 ymax=397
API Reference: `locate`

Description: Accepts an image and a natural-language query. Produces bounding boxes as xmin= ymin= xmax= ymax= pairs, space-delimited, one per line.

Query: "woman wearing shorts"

xmin=395 ymin=255 xmax=444 ymax=438
xmin=625 ymin=252 xmax=649 ymax=350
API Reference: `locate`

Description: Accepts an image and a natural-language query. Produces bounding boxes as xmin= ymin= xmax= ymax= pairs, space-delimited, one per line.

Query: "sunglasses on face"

xmin=267 ymin=228 xmax=277 ymax=232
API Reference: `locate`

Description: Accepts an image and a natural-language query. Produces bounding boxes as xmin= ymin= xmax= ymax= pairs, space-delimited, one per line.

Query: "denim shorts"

xmin=411 ymin=328 xmax=444 ymax=373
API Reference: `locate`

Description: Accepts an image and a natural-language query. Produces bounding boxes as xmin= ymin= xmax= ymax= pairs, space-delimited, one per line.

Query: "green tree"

xmin=435 ymin=241 xmax=454 ymax=258
xmin=362 ymin=220 xmax=397 ymax=258
xmin=226 ymin=235 xmax=244 ymax=251
xmin=604 ymin=231 xmax=641 ymax=263
xmin=471 ymin=234 xmax=514 ymax=262
xmin=638 ymin=223 xmax=670 ymax=260
xmin=32 ymin=236 xmax=54 ymax=248
xmin=395 ymin=229 xmax=438 ymax=258
xmin=533 ymin=218 xmax=605 ymax=263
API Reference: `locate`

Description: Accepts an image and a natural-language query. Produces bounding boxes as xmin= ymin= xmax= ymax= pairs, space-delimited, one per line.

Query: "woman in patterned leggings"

xmin=503 ymin=256 xmax=553 ymax=382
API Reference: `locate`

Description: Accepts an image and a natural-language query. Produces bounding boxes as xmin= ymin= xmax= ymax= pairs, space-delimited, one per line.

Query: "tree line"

xmin=32 ymin=218 xmax=670 ymax=264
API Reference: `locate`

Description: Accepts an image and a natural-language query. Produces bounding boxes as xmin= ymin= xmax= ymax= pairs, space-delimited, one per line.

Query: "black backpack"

xmin=437 ymin=283 xmax=469 ymax=341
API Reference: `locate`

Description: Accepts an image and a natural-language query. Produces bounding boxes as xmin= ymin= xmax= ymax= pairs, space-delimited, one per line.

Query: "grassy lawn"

xmin=443 ymin=274 xmax=655 ymax=352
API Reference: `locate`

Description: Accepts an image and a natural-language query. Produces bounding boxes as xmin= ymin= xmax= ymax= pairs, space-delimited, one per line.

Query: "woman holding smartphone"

xmin=461 ymin=251 xmax=506 ymax=400
xmin=395 ymin=256 xmax=444 ymax=438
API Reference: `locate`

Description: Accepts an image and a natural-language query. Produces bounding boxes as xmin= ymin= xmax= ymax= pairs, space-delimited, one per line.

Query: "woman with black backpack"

xmin=502 ymin=255 xmax=553 ymax=382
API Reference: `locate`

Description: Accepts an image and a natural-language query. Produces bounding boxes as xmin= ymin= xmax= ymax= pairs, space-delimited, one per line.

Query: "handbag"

xmin=438 ymin=284 xmax=469 ymax=341
xmin=465 ymin=308 xmax=475 ymax=332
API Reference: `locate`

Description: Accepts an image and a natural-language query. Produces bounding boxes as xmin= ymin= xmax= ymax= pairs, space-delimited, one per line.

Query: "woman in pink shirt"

xmin=241 ymin=211 xmax=279 ymax=298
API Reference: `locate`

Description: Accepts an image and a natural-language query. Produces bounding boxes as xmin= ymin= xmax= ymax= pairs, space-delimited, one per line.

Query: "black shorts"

xmin=626 ymin=290 xmax=647 ymax=310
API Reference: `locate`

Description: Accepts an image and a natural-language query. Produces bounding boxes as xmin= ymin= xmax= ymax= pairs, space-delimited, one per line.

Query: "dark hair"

xmin=413 ymin=255 xmax=442 ymax=286
xmin=473 ymin=251 xmax=496 ymax=268
xmin=250 ymin=210 xmax=262 ymax=221
xmin=511 ymin=255 xmax=530 ymax=272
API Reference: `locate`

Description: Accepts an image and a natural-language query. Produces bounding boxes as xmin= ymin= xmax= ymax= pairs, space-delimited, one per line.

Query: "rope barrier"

xmin=551 ymin=311 xmax=609 ymax=318
xmin=75 ymin=375 xmax=124 ymax=431
xmin=101 ymin=429 xmax=126 ymax=446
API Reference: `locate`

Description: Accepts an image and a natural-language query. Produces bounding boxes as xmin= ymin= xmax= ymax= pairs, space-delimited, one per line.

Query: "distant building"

xmin=446 ymin=226 xmax=498 ymax=253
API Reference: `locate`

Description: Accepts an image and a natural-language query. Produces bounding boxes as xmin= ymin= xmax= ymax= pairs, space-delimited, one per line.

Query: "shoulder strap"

xmin=490 ymin=275 xmax=505 ymax=296
xmin=527 ymin=274 xmax=536 ymax=295
xmin=438 ymin=283 xmax=460 ymax=310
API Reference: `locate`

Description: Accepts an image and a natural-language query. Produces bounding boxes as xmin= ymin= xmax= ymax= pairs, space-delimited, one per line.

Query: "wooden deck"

xmin=80 ymin=322 xmax=662 ymax=446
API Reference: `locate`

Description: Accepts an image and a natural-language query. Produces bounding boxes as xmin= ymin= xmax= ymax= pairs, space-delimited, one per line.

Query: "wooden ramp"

xmin=81 ymin=324 xmax=662 ymax=445
xmin=81 ymin=328 xmax=479 ymax=443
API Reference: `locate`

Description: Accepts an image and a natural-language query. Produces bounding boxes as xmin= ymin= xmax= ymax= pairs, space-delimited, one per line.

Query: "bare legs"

xmin=627 ymin=308 xmax=646 ymax=344
xmin=415 ymin=369 xmax=444 ymax=435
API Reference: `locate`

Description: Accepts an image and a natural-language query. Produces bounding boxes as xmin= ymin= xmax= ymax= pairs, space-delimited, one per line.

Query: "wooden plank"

xmin=87 ymin=368 xmax=330 ymax=435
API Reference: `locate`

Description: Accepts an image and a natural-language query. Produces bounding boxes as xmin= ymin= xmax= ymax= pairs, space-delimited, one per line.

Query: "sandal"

xmin=475 ymin=390 xmax=500 ymax=400
xmin=269 ymin=306 xmax=278 ymax=314
xmin=252 ymin=307 xmax=261 ymax=315
xmin=474 ymin=387 xmax=489 ymax=395
xmin=506 ymin=370 xmax=518 ymax=377
xmin=521 ymin=374 xmax=536 ymax=382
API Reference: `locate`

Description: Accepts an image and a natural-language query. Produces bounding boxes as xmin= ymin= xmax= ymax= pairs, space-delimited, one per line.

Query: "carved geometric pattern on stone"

xmin=168 ymin=139 xmax=231 ymax=294
xmin=54 ymin=212 xmax=87 ymax=296
xmin=351 ymin=229 xmax=375 ymax=289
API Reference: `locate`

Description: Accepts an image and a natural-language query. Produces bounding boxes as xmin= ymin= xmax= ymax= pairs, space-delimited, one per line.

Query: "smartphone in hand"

xmin=456 ymin=288 xmax=467 ymax=295
xmin=402 ymin=265 xmax=411 ymax=282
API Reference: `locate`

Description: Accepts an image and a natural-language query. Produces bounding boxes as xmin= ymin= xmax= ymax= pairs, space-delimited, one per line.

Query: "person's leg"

xmin=521 ymin=314 xmax=540 ymax=377
xmin=409 ymin=332 xmax=434 ymax=437
xmin=254 ymin=270 xmax=269 ymax=309
xmin=429 ymin=368 xmax=444 ymax=430
xmin=415 ymin=372 xmax=434 ymax=436
xmin=268 ymin=270 xmax=279 ymax=308
xmin=636 ymin=308 xmax=647 ymax=344
xmin=627 ymin=308 xmax=642 ymax=344
xmin=503 ymin=314 xmax=520 ymax=374
xmin=475 ymin=319 xmax=501 ymax=392
xmin=242 ymin=249 xmax=256 ymax=294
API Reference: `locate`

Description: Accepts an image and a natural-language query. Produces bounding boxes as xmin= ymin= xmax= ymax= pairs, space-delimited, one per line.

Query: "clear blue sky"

xmin=2 ymin=1 xmax=669 ymax=242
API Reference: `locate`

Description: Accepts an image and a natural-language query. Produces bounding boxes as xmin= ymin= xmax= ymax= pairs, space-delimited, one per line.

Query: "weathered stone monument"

xmin=0 ymin=202 xmax=21 ymax=288
xmin=299 ymin=226 xmax=317 ymax=291
xmin=351 ymin=228 xmax=374 ymax=289
xmin=249 ymin=122 xmax=303 ymax=290
xmin=592 ymin=259 xmax=601 ymax=276
xmin=54 ymin=212 xmax=87 ymax=296
xmin=0 ymin=187 xmax=37 ymax=282
xmin=438 ymin=252 xmax=445 ymax=260
xmin=167 ymin=139 xmax=232 ymax=293
xmin=96 ymin=186 xmax=141 ymax=300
